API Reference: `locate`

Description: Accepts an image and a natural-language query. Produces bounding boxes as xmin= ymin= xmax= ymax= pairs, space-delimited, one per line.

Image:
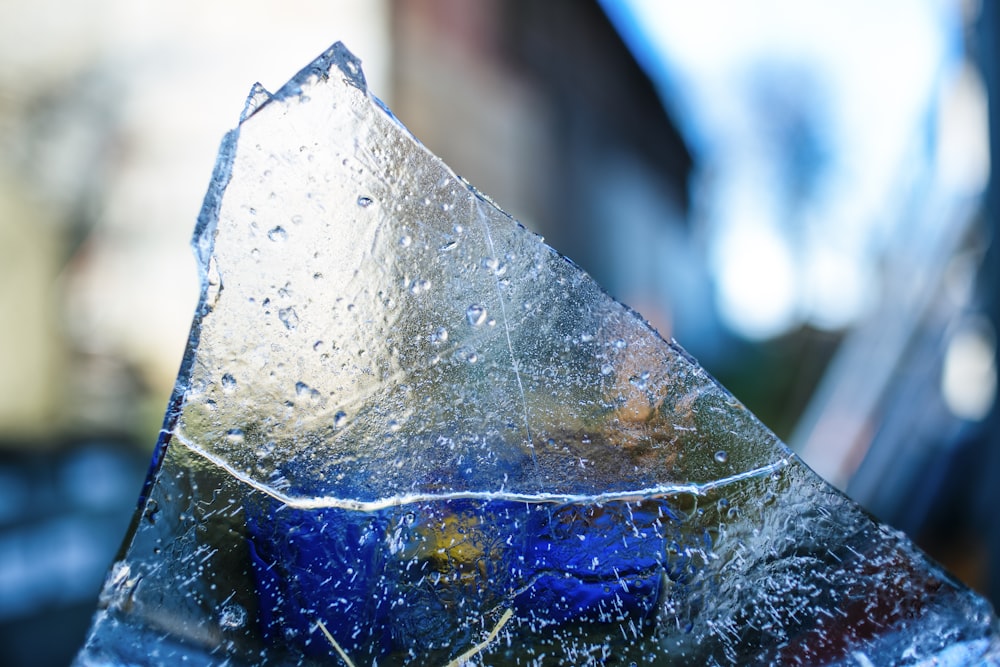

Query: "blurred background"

xmin=0 ymin=0 xmax=997 ymax=664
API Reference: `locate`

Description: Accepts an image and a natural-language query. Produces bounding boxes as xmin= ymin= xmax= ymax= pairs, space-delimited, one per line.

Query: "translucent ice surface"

xmin=75 ymin=43 xmax=1000 ymax=666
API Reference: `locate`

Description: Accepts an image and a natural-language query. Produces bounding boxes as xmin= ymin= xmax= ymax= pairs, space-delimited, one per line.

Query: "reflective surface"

xmin=75 ymin=43 xmax=1000 ymax=665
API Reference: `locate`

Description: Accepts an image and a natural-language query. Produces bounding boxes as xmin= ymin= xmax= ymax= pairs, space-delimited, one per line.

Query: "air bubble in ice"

xmin=267 ymin=226 xmax=287 ymax=242
xmin=220 ymin=373 xmax=237 ymax=391
xmin=333 ymin=411 xmax=347 ymax=428
xmin=429 ymin=327 xmax=448 ymax=344
xmin=357 ymin=195 xmax=373 ymax=208
xmin=219 ymin=604 xmax=247 ymax=629
xmin=714 ymin=450 xmax=729 ymax=464
xmin=630 ymin=372 xmax=650 ymax=390
xmin=466 ymin=304 xmax=487 ymax=326
xmin=278 ymin=307 xmax=299 ymax=330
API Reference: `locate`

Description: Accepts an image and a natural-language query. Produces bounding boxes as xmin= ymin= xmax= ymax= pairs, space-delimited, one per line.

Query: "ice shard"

xmin=75 ymin=43 xmax=1000 ymax=666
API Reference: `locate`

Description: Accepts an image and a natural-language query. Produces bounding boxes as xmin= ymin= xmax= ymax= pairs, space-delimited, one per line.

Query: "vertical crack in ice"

xmin=474 ymin=199 xmax=537 ymax=475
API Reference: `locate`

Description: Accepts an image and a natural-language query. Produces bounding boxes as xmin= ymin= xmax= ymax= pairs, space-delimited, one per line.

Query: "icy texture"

xmin=76 ymin=43 xmax=1000 ymax=666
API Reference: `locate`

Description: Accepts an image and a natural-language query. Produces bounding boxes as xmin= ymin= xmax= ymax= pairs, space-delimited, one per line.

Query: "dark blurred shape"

xmin=504 ymin=0 xmax=694 ymax=329
xmin=978 ymin=0 xmax=1000 ymax=607
xmin=0 ymin=440 xmax=148 ymax=667
xmin=501 ymin=0 xmax=693 ymax=209
xmin=391 ymin=0 xmax=695 ymax=342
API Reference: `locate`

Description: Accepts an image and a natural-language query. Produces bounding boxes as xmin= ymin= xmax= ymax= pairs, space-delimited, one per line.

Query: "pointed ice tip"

xmin=328 ymin=41 xmax=367 ymax=90
xmin=270 ymin=42 xmax=367 ymax=103
xmin=240 ymin=82 xmax=273 ymax=123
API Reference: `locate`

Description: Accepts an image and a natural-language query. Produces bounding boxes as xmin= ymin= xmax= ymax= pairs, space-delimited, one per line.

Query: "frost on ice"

xmin=75 ymin=43 xmax=1000 ymax=666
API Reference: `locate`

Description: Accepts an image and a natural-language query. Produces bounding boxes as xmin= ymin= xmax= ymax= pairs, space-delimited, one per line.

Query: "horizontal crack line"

xmin=173 ymin=428 xmax=791 ymax=512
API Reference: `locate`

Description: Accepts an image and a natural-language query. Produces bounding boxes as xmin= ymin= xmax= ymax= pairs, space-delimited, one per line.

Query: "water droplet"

xmin=357 ymin=196 xmax=373 ymax=208
xmin=144 ymin=499 xmax=159 ymax=525
xmin=219 ymin=603 xmax=247 ymax=629
xmin=429 ymin=327 xmax=448 ymax=344
xmin=267 ymin=226 xmax=287 ymax=242
xmin=409 ymin=278 xmax=431 ymax=294
xmin=455 ymin=347 xmax=478 ymax=364
xmin=453 ymin=224 xmax=463 ymax=234
xmin=388 ymin=420 xmax=401 ymax=432
xmin=334 ymin=411 xmax=348 ymax=428
xmin=714 ymin=450 xmax=729 ymax=464
xmin=278 ymin=307 xmax=299 ymax=330
xmin=226 ymin=429 xmax=245 ymax=444
xmin=466 ymin=304 xmax=487 ymax=326
xmin=399 ymin=234 xmax=412 ymax=247
xmin=295 ymin=381 xmax=320 ymax=400
xmin=614 ymin=338 xmax=627 ymax=350
xmin=221 ymin=373 xmax=237 ymax=391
